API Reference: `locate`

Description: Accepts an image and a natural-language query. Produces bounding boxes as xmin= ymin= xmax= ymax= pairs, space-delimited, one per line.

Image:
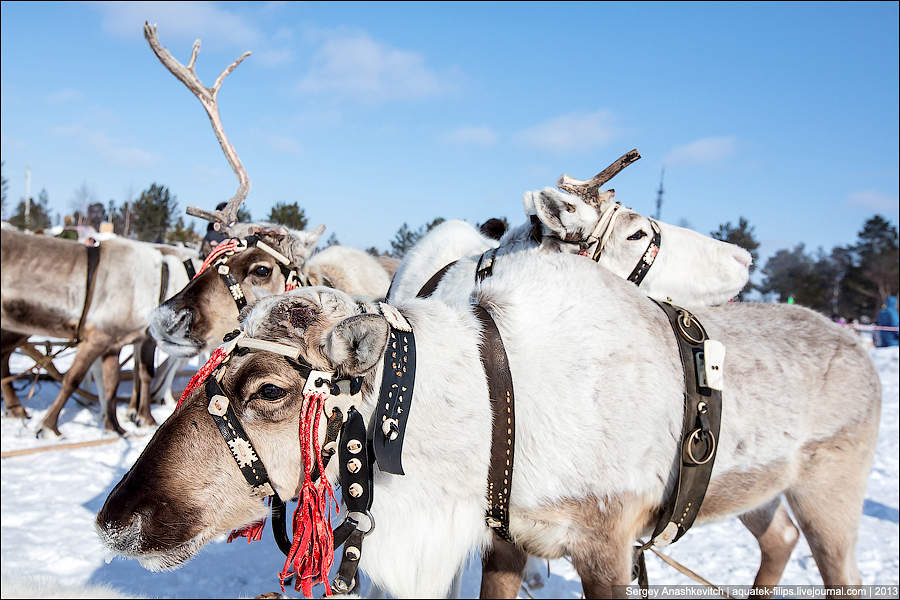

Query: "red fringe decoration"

xmin=176 ymin=346 xmax=228 ymax=408
xmin=227 ymin=517 xmax=266 ymax=543
xmin=278 ymin=392 xmax=338 ymax=597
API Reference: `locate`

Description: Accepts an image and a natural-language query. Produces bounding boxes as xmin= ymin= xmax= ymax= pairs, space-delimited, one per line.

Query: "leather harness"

xmin=75 ymin=244 xmax=101 ymax=342
xmin=632 ymin=299 xmax=725 ymax=586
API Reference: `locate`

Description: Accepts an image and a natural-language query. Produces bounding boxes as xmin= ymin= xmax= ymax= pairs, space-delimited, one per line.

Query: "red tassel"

xmin=227 ymin=517 xmax=267 ymax=543
xmin=278 ymin=392 xmax=338 ymax=597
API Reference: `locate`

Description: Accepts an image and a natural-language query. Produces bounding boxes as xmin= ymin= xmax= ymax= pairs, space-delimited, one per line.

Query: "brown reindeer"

xmin=1 ymin=230 xmax=180 ymax=436
xmin=140 ymin=23 xmax=390 ymax=360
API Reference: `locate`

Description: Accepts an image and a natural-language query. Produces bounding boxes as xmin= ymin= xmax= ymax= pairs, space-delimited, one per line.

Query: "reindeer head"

xmin=526 ymin=187 xmax=752 ymax=306
xmin=149 ymin=224 xmax=326 ymax=357
xmin=98 ymin=288 xmax=389 ymax=570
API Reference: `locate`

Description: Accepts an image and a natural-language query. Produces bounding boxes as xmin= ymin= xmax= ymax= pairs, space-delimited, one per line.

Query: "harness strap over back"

xmin=474 ymin=305 xmax=516 ymax=543
xmin=416 ymin=260 xmax=458 ymax=298
xmin=75 ymin=244 xmax=101 ymax=342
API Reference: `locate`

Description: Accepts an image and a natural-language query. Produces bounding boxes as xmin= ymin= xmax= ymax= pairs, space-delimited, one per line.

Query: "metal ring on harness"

xmin=676 ymin=311 xmax=706 ymax=345
xmin=685 ymin=428 xmax=716 ymax=465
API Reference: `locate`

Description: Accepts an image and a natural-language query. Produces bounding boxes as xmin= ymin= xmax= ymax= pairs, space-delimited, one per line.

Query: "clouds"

xmin=46 ymin=88 xmax=83 ymax=105
xmin=54 ymin=124 xmax=160 ymax=169
xmin=96 ymin=1 xmax=261 ymax=47
xmin=848 ymin=190 xmax=900 ymax=214
xmin=297 ymin=29 xmax=454 ymax=102
xmin=663 ymin=135 xmax=737 ymax=166
xmin=517 ymin=110 xmax=617 ymax=152
xmin=443 ymin=126 xmax=498 ymax=146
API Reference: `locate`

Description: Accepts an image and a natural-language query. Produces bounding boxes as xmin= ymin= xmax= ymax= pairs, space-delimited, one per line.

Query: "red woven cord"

xmin=278 ymin=392 xmax=338 ymax=597
xmin=176 ymin=346 xmax=228 ymax=408
xmin=194 ymin=239 xmax=239 ymax=279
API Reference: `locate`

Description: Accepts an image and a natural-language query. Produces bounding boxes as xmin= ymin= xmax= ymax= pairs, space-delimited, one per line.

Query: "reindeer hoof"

xmin=35 ymin=425 xmax=63 ymax=440
xmin=3 ymin=405 xmax=30 ymax=420
xmin=104 ymin=422 xmax=127 ymax=436
xmin=136 ymin=414 xmax=158 ymax=428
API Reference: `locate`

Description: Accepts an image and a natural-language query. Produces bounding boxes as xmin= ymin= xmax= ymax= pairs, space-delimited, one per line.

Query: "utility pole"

xmin=24 ymin=166 xmax=31 ymax=229
xmin=654 ymin=167 xmax=665 ymax=221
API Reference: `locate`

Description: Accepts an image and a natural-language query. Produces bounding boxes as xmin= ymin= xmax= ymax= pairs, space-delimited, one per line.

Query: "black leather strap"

xmin=372 ymin=327 xmax=416 ymax=475
xmin=416 ymin=260 xmax=458 ymax=298
xmin=474 ymin=305 xmax=516 ymax=543
xmin=219 ymin=268 xmax=248 ymax=311
xmin=182 ymin=258 xmax=197 ymax=280
xmin=626 ymin=220 xmax=661 ymax=286
xmin=158 ymin=261 xmax=170 ymax=304
xmin=475 ymin=248 xmax=498 ymax=283
xmin=204 ymin=376 xmax=275 ymax=498
xmin=76 ymin=244 xmax=101 ymax=342
xmin=649 ymin=300 xmax=722 ymax=544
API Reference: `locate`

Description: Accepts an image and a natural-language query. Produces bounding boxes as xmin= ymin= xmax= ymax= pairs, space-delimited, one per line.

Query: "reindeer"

xmin=0 ymin=230 xmax=190 ymax=436
xmin=140 ymin=24 xmax=391 ymax=359
xmin=390 ymin=151 xmax=751 ymax=307
xmin=96 ymin=252 xmax=880 ymax=598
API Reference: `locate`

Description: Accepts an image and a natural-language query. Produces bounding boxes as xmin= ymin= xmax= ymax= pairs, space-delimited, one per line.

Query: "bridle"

xmin=194 ymin=235 xmax=307 ymax=312
xmin=569 ymin=201 xmax=663 ymax=287
xmin=179 ymin=302 xmax=419 ymax=596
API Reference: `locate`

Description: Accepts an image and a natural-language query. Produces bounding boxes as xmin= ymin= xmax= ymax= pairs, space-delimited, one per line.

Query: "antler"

xmin=557 ymin=149 xmax=641 ymax=204
xmin=143 ymin=22 xmax=251 ymax=230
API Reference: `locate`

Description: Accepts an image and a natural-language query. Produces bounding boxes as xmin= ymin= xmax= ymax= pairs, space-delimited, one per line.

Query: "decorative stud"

xmin=348 ymin=483 xmax=363 ymax=498
xmin=345 ymin=546 xmax=360 ymax=561
xmin=207 ymin=394 xmax=229 ymax=416
xmin=347 ymin=439 xmax=362 ymax=454
xmin=347 ymin=458 xmax=362 ymax=473
xmin=382 ymin=418 xmax=399 ymax=441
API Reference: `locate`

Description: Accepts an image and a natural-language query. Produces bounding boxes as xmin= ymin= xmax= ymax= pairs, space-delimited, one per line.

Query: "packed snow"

xmin=1 ymin=344 xmax=897 ymax=598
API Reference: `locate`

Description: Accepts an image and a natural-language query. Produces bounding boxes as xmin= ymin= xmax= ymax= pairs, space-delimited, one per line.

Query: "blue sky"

xmin=2 ymin=1 xmax=898 ymax=267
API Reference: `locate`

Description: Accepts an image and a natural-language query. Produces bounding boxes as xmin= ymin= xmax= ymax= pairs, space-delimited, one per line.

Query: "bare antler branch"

xmin=143 ymin=22 xmax=251 ymax=229
xmin=557 ymin=149 xmax=642 ymax=204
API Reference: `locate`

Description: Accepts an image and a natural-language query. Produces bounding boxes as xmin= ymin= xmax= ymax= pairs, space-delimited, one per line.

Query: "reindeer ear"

xmin=284 ymin=224 xmax=326 ymax=264
xmin=532 ymin=187 xmax=573 ymax=237
xmin=324 ymin=314 xmax=389 ymax=376
xmin=522 ymin=190 xmax=537 ymax=215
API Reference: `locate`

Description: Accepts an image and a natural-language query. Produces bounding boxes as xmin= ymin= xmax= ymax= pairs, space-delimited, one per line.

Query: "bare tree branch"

xmin=557 ymin=149 xmax=641 ymax=204
xmin=143 ymin=22 xmax=251 ymax=230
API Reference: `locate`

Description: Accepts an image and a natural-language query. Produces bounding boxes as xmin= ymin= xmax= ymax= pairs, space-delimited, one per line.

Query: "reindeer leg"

xmin=1 ymin=330 xmax=30 ymax=419
xmin=739 ymin=498 xmax=799 ymax=596
xmin=480 ymin=538 xmax=528 ymax=599
xmin=127 ymin=342 xmax=140 ymax=422
xmin=100 ymin=350 xmax=125 ymax=435
xmin=135 ymin=338 xmax=157 ymax=427
xmin=784 ymin=423 xmax=876 ymax=592
xmin=38 ymin=339 xmax=107 ymax=437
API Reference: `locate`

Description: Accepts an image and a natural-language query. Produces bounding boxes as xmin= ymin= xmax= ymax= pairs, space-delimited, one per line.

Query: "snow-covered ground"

xmin=1 ymin=346 xmax=897 ymax=598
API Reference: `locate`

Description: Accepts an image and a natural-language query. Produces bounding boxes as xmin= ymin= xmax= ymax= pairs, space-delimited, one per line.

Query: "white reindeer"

xmin=390 ymin=187 xmax=751 ymax=307
xmin=96 ymin=253 xmax=879 ymax=597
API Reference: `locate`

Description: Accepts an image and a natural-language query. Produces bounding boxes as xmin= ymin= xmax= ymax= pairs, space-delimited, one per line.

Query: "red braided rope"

xmin=176 ymin=346 xmax=228 ymax=408
xmin=194 ymin=239 xmax=240 ymax=279
xmin=279 ymin=392 xmax=338 ymax=597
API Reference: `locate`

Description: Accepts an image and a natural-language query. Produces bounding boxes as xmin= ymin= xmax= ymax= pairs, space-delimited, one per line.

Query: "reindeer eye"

xmin=252 ymin=265 xmax=272 ymax=278
xmin=255 ymin=383 xmax=286 ymax=401
xmin=627 ymin=230 xmax=647 ymax=241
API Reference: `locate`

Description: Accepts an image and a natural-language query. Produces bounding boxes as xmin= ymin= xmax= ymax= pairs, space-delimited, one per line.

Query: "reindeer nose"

xmin=732 ymin=250 xmax=752 ymax=270
xmin=96 ymin=476 xmax=149 ymax=551
xmin=167 ymin=308 xmax=194 ymax=335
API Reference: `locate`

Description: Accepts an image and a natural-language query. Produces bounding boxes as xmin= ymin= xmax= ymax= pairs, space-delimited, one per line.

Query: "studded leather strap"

xmin=649 ymin=299 xmax=722 ymax=545
xmin=371 ymin=326 xmax=416 ymax=475
xmin=204 ymin=376 xmax=275 ymax=498
xmin=474 ymin=305 xmax=516 ymax=543
xmin=625 ymin=220 xmax=661 ymax=286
